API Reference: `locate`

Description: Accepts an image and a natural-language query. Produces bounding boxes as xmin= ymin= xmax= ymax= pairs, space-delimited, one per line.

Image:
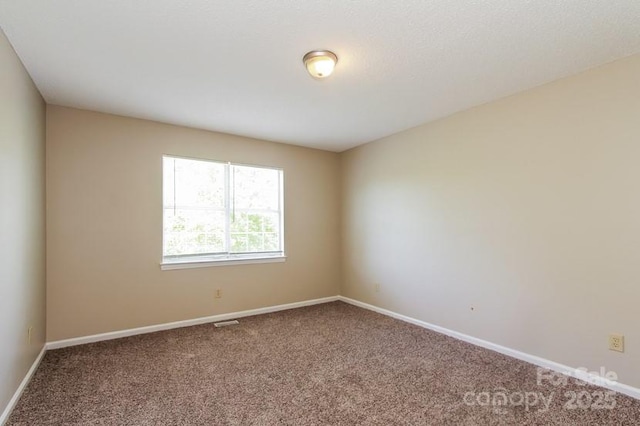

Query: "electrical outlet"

xmin=28 ymin=326 xmax=33 ymax=345
xmin=609 ymin=334 xmax=624 ymax=353
xmin=374 ymin=283 xmax=380 ymax=293
xmin=214 ymin=289 xmax=222 ymax=299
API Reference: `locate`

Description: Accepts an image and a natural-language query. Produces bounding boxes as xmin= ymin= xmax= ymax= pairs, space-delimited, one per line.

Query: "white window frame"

xmin=160 ymin=155 xmax=285 ymax=270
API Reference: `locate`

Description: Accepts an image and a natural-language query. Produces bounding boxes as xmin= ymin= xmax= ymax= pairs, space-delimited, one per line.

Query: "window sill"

xmin=160 ymin=255 xmax=286 ymax=270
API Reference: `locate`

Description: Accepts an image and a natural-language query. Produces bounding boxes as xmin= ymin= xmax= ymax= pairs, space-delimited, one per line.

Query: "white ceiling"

xmin=1 ymin=1 xmax=640 ymax=152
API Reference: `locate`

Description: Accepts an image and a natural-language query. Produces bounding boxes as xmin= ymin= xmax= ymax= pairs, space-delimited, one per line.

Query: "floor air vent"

xmin=214 ymin=320 xmax=240 ymax=328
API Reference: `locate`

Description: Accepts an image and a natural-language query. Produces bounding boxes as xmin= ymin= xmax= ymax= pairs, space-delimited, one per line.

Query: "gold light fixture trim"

xmin=303 ymin=50 xmax=338 ymax=79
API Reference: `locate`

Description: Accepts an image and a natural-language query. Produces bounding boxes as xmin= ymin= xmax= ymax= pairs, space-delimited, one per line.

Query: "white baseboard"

xmin=46 ymin=296 xmax=340 ymax=350
xmin=337 ymin=296 xmax=640 ymax=401
xmin=0 ymin=346 xmax=46 ymax=426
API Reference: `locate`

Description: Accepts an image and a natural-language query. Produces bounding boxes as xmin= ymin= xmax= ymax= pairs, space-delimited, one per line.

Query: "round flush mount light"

xmin=303 ymin=50 xmax=338 ymax=79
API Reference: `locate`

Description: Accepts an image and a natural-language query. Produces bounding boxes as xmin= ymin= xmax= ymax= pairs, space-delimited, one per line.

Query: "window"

xmin=162 ymin=155 xmax=284 ymax=268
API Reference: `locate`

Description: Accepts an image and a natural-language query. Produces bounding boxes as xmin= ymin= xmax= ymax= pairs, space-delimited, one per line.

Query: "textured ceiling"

xmin=1 ymin=1 xmax=640 ymax=151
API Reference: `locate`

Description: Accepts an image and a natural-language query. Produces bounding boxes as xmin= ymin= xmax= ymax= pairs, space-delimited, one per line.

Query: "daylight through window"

xmin=163 ymin=156 xmax=284 ymax=264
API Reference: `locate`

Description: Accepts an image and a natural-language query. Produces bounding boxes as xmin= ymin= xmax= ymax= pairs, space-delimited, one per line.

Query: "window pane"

xmin=232 ymin=165 xmax=279 ymax=210
xmin=230 ymin=211 xmax=281 ymax=254
xmin=262 ymin=212 xmax=279 ymax=233
xmin=263 ymin=233 xmax=279 ymax=251
xmin=230 ymin=212 xmax=248 ymax=234
xmin=230 ymin=233 xmax=248 ymax=253
xmin=164 ymin=157 xmax=225 ymax=209
xmin=163 ymin=209 xmax=225 ymax=256
xmin=229 ymin=165 xmax=281 ymax=254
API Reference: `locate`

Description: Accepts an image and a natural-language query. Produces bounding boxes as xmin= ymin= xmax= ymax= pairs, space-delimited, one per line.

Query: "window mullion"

xmin=224 ymin=163 xmax=231 ymax=254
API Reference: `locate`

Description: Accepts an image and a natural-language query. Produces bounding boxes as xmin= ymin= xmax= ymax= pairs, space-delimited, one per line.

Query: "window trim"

xmin=160 ymin=254 xmax=287 ymax=270
xmin=161 ymin=154 xmax=285 ymax=269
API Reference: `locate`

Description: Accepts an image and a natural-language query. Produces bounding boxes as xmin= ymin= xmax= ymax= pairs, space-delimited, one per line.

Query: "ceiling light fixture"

xmin=303 ymin=50 xmax=338 ymax=79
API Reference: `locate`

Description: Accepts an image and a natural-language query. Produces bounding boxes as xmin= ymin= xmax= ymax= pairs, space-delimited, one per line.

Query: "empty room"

xmin=1 ymin=1 xmax=640 ymax=424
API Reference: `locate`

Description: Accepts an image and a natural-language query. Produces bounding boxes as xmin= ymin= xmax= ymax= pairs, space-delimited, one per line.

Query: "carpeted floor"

xmin=7 ymin=301 xmax=640 ymax=425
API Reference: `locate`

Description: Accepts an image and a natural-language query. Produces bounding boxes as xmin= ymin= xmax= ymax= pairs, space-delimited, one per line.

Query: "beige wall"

xmin=0 ymin=30 xmax=46 ymax=416
xmin=46 ymin=106 xmax=341 ymax=341
xmin=341 ymin=54 xmax=640 ymax=388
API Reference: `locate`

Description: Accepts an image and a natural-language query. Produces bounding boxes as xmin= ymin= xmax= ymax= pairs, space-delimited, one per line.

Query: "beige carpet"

xmin=7 ymin=302 xmax=640 ymax=425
